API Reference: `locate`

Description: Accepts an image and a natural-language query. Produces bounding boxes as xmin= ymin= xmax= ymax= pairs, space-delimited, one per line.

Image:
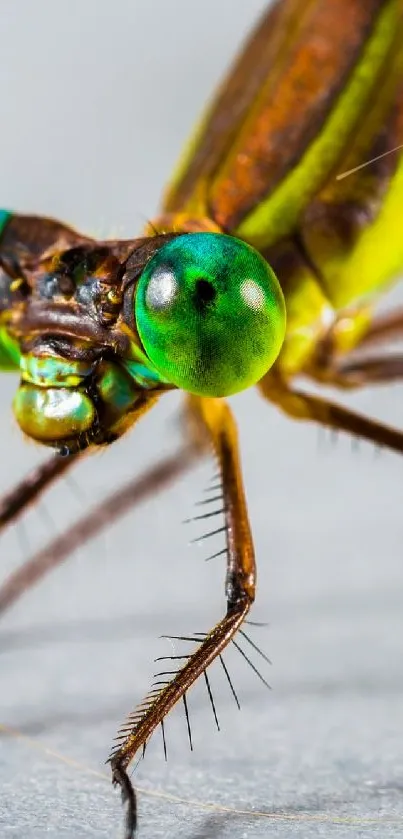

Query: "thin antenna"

xmin=336 ymin=143 xmax=403 ymax=181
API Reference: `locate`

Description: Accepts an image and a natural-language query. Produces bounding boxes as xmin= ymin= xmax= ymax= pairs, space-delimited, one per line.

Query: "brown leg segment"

xmin=0 ymin=391 xmax=208 ymax=614
xmin=0 ymin=444 xmax=197 ymax=615
xmin=259 ymin=371 xmax=403 ymax=453
xmin=109 ymin=395 xmax=255 ymax=839
xmin=307 ymin=320 xmax=403 ymax=389
xmin=0 ymin=453 xmax=80 ymax=531
xmin=359 ymin=307 xmax=403 ymax=350
xmin=320 ymin=353 xmax=403 ymax=388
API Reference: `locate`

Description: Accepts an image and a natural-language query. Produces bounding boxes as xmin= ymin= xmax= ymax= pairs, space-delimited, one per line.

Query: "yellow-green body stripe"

xmin=236 ymin=1 xmax=400 ymax=248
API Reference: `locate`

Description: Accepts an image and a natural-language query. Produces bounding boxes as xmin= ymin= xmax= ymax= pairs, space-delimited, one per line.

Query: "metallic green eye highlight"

xmin=135 ymin=233 xmax=286 ymax=397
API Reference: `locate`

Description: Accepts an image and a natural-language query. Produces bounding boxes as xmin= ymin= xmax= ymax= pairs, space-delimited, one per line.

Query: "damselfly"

xmin=1 ymin=1 xmax=403 ymax=836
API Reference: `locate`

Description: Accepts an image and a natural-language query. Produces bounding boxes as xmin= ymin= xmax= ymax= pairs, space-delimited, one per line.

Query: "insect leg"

xmin=305 ymin=314 xmax=403 ymax=388
xmin=359 ymin=308 xmax=403 ymax=350
xmin=0 ymin=444 xmax=197 ymax=615
xmin=259 ymin=375 xmax=403 ymax=454
xmin=313 ymin=353 xmax=403 ymax=388
xmin=109 ymin=395 xmax=255 ymax=839
xmin=0 ymin=453 xmax=80 ymax=531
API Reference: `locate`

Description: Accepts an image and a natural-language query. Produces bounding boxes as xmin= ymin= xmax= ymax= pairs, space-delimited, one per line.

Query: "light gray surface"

xmin=1 ymin=2 xmax=403 ymax=837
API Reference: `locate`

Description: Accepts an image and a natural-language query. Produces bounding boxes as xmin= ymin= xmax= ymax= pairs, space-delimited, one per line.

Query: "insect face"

xmin=5 ymin=228 xmax=285 ymax=452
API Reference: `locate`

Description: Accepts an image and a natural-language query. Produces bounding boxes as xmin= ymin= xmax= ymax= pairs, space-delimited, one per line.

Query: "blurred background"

xmin=1 ymin=2 xmax=402 ymax=837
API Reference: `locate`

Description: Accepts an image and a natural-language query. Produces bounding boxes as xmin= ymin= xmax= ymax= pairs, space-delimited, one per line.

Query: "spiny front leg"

xmin=109 ymin=395 xmax=256 ymax=839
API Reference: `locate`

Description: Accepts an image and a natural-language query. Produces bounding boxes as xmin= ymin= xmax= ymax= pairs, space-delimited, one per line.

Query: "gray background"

xmin=1 ymin=2 xmax=403 ymax=837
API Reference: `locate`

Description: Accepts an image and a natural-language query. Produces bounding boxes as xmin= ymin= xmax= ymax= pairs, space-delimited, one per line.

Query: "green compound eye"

xmin=135 ymin=233 xmax=286 ymax=397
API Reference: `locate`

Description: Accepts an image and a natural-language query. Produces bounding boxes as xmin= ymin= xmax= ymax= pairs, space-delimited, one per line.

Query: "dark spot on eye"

xmin=193 ymin=278 xmax=216 ymax=312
